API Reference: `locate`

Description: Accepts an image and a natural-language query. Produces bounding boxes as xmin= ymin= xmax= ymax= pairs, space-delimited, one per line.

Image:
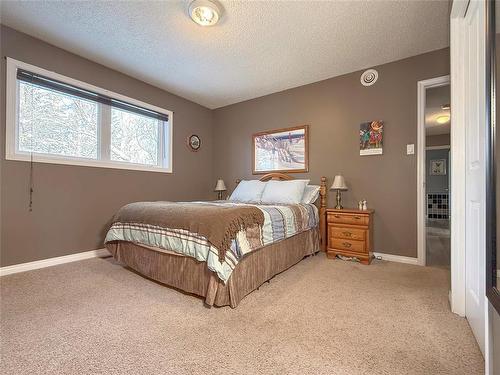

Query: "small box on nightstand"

xmin=326 ymin=208 xmax=374 ymax=264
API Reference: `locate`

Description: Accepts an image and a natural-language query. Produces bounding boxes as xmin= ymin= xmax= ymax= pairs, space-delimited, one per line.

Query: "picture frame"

xmin=359 ymin=120 xmax=383 ymax=156
xmin=430 ymin=159 xmax=446 ymax=175
xmin=252 ymin=125 xmax=309 ymax=174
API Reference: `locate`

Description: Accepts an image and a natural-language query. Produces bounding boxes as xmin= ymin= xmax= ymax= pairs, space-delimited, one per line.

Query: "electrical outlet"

xmin=406 ymin=144 xmax=415 ymax=155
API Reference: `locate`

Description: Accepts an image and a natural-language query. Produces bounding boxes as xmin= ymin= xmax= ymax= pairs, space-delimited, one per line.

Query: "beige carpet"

xmin=0 ymin=253 xmax=483 ymax=375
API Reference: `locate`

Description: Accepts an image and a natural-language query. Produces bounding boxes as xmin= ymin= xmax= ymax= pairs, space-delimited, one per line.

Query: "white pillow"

xmin=301 ymin=185 xmax=320 ymax=204
xmin=260 ymin=180 xmax=310 ymax=205
xmin=229 ymin=180 xmax=267 ymax=203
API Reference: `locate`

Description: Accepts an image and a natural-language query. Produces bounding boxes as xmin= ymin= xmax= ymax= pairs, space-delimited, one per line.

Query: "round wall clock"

xmin=187 ymin=134 xmax=201 ymax=151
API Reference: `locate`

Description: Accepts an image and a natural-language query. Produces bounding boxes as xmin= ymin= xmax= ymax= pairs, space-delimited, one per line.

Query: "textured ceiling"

xmin=425 ymin=84 xmax=450 ymax=136
xmin=0 ymin=1 xmax=450 ymax=109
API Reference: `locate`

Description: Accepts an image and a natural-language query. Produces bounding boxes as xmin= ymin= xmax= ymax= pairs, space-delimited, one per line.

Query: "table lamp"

xmin=330 ymin=175 xmax=348 ymax=209
xmin=214 ymin=179 xmax=227 ymax=200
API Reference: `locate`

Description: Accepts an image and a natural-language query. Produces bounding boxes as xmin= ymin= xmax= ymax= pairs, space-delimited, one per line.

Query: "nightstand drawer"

xmin=330 ymin=227 xmax=365 ymax=241
xmin=327 ymin=212 xmax=369 ymax=226
xmin=330 ymin=238 xmax=366 ymax=253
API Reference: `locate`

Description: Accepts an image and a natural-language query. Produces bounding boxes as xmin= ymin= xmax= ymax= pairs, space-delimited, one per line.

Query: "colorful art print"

xmin=253 ymin=125 xmax=308 ymax=174
xmin=430 ymin=159 xmax=447 ymax=175
xmin=359 ymin=121 xmax=383 ymax=156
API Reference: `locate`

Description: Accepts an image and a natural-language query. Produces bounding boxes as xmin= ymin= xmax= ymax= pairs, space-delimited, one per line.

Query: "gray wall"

xmin=0 ymin=26 xmax=450 ymax=263
xmin=426 ymin=149 xmax=449 ymax=193
xmin=0 ymin=26 xmax=214 ymax=266
xmin=212 ymin=48 xmax=449 ymax=258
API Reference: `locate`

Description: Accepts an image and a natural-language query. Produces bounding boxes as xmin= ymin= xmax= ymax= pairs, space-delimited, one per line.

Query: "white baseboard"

xmin=0 ymin=248 xmax=111 ymax=276
xmin=373 ymin=252 xmax=420 ymax=265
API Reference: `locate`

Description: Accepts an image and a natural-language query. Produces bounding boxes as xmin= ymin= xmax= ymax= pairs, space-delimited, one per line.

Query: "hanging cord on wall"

xmin=29 ymin=152 xmax=34 ymax=212
xmin=28 ymin=72 xmax=34 ymax=212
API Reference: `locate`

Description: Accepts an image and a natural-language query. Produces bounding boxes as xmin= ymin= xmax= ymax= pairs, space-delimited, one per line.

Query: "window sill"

xmin=6 ymin=152 xmax=173 ymax=174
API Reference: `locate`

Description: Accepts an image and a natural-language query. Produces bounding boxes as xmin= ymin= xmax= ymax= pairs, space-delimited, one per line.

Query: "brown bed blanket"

xmin=111 ymin=202 xmax=264 ymax=262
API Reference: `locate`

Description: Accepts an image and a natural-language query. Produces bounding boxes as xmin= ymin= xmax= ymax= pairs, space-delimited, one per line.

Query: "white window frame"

xmin=5 ymin=57 xmax=173 ymax=173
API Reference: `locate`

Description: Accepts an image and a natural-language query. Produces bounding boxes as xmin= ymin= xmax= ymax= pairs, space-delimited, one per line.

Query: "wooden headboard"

xmin=235 ymin=173 xmax=328 ymax=252
xmin=257 ymin=172 xmax=294 ymax=181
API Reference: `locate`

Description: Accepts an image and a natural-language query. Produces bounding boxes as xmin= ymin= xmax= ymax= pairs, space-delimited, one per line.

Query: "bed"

xmin=105 ymin=173 xmax=327 ymax=307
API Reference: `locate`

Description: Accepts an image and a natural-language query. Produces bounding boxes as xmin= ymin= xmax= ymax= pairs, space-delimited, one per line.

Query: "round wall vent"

xmin=360 ymin=69 xmax=378 ymax=86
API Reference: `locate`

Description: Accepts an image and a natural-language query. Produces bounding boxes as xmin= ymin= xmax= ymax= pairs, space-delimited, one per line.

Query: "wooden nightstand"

xmin=326 ymin=208 xmax=374 ymax=264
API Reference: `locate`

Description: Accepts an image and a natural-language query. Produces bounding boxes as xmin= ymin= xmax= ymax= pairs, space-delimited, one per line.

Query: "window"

xmin=18 ymin=80 xmax=100 ymax=159
xmin=6 ymin=58 xmax=173 ymax=173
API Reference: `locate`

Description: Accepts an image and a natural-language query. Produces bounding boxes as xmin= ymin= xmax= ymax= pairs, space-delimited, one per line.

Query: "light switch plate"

xmin=407 ymin=144 xmax=415 ymax=155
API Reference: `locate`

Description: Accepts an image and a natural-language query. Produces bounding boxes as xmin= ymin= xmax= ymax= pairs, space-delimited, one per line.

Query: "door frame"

xmin=416 ymin=75 xmax=450 ymax=267
xmin=449 ymin=0 xmax=469 ymax=319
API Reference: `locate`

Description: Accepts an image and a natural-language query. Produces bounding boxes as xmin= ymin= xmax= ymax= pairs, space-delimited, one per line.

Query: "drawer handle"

xmin=342 ymin=231 xmax=352 ymax=237
xmin=334 ymin=215 xmax=341 ymax=218
xmin=354 ymin=216 xmax=361 ymax=220
xmin=342 ymin=242 xmax=352 ymax=248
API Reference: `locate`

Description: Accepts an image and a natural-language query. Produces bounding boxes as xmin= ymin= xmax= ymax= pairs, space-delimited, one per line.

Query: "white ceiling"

xmin=425 ymin=84 xmax=450 ymax=136
xmin=0 ymin=1 xmax=450 ymax=109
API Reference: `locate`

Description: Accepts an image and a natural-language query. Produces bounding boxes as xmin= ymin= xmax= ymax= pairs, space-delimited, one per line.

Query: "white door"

xmin=463 ymin=0 xmax=487 ymax=355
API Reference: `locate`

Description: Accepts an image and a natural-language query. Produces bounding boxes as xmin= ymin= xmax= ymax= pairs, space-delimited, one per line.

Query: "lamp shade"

xmin=214 ymin=179 xmax=227 ymax=192
xmin=330 ymin=175 xmax=348 ymax=190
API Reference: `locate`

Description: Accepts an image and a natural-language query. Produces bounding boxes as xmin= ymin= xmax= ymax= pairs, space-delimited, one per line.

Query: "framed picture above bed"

xmin=252 ymin=125 xmax=309 ymax=174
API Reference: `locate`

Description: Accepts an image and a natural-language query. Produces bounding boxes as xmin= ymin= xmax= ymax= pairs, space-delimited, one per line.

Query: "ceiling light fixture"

xmin=441 ymin=104 xmax=450 ymax=110
xmin=188 ymin=0 xmax=221 ymax=26
xmin=436 ymin=115 xmax=450 ymax=124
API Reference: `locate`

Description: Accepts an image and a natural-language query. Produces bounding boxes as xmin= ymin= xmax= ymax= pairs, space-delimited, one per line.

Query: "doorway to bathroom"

xmin=424 ymin=83 xmax=451 ymax=268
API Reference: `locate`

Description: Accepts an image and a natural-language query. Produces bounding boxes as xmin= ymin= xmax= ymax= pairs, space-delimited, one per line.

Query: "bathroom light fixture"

xmin=441 ymin=104 xmax=450 ymax=110
xmin=436 ymin=115 xmax=450 ymax=124
xmin=188 ymin=0 xmax=221 ymax=26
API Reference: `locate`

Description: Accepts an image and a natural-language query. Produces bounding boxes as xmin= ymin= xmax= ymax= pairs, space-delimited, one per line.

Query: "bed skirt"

xmin=106 ymin=228 xmax=319 ymax=308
